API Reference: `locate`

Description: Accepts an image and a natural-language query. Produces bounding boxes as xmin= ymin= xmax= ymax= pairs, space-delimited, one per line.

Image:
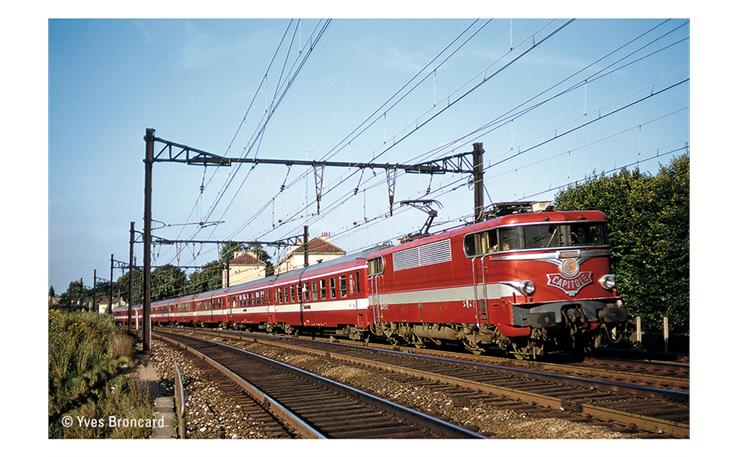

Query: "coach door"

xmin=471 ymin=255 xmax=488 ymax=322
xmin=368 ymin=257 xmax=385 ymax=327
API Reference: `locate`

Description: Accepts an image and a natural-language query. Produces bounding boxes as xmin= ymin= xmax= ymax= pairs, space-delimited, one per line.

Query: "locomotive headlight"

xmin=599 ymin=274 xmax=616 ymax=290
xmin=521 ymin=280 xmax=536 ymax=295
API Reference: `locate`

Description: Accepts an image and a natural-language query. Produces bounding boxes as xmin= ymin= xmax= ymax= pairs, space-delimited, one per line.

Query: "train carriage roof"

xmin=147 ymin=244 xmax=384 ymax=308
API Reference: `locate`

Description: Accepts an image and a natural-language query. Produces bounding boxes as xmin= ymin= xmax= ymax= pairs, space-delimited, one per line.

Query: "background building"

xmin=223 ymin=251 xmax=267 ymax=286
xmin=275 ymin=234 xmax=346 ymax=274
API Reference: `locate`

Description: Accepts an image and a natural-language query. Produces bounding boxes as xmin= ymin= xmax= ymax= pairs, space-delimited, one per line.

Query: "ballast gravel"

xmin=195 ymin=333 xmax=628 ymax=439
xmin=150 ymin=339 xmax=276 ymax=439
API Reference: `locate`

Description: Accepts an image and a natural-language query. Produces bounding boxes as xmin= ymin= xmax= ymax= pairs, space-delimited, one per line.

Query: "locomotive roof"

xmin=369 ymin=210 xmax=607 ymax=258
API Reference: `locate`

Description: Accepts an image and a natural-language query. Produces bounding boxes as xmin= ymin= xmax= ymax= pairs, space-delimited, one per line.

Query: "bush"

xmin=48 ymin=310 xmax=152 ymax=438
xmin=555 ymin=155 xmax=689 ymax=333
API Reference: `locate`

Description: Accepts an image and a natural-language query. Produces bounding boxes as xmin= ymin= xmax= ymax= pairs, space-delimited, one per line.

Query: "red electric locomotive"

xmin=114 ymin=203 xmax=627 ymax=358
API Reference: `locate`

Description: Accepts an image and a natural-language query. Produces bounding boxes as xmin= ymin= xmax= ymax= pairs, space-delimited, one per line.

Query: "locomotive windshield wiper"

xmin=545 ymin=227 xmax=559 ymax=248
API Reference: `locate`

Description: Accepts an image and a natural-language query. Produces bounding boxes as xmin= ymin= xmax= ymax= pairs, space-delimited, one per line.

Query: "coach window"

xmin=302 ymin=283 xmax=309 ymax=301
xmin=368 ymin=257 xmax=384 ymax=276
xmin=339 ymin=275 xmax=347 ymax=297
xmin=312 ymin=281 xmax=318 ymax=300
xmin=329 ymin=277 xmax=337 ymax=299
xmin=349 ymin=274 xmax=355 ymax=295
xmin=290 ymin=285 xmax=296 ymax=302
xmin=320 ymin=279 xmax=327 ymax=299
xmin=277 ymin=288 xmax=283 ymax=304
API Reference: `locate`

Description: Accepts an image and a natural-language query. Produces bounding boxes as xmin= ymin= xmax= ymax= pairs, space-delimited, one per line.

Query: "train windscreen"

xmin=498 ymin=222 xmax=607 ymax=250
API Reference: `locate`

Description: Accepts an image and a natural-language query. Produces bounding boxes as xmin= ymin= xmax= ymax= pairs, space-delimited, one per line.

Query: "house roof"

xmin=231 ymin=251 xmax=266 ymax=266
xmin=289 ymin=237 xmax=346 ymax=256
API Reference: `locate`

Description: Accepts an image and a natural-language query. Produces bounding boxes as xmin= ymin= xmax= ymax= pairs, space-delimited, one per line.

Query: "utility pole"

xmin=303 ymin=225 xmax=309 ymax=268
xmin=472 ymin=142 xmax=485 ymax=221
xmin=128 ymin=221 xmax=135 ymax=334
xmin=109 ymin=254 xmax=114 ymax=314
xmin=143 ymin=128 xmax=154 ymax=352
xmin=92 ymin=270 xmax=96 ymax=312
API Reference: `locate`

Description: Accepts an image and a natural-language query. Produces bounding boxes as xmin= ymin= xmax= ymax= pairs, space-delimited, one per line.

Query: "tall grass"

xmin=48 ymin=310 xmax=153 ymax=438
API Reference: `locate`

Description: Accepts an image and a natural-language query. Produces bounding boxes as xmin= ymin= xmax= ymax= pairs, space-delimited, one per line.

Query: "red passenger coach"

xmin=115 ymin=203 xmax=627 ymax=359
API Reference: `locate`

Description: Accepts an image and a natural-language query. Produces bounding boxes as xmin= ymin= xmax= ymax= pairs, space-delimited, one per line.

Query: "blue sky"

xmin=48 ymin=18 xmax=689 ymax=292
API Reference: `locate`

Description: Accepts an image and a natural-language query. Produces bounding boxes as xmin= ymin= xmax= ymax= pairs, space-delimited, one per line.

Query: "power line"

xmin=226 ymin=19 xmax=576 ymax=245
xmin=162 ymin=20 xmax=297 ymax=261
xmin=263 ymin=65 xmax=689 ymax=243
xmin=162 ymin=20 xmax=332 ymax=265
xmin=521 ymin=143 xmax=689 ymax=199
xmin=258 ymin=20 xmax=686 ymax=241
xmin=213 ymin=19 xmax=497 ymax=249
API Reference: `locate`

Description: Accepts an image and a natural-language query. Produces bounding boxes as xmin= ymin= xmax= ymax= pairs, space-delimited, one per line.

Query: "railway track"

xmin=157 ymin=341 xmax=296 ymax=438
xmin=169 ymin=327 xmax=689 ymax=437
xmin=154 ymin=330 xmax=486 ymax=439
xmin=173 ymin=327 xmax=689 ymax=392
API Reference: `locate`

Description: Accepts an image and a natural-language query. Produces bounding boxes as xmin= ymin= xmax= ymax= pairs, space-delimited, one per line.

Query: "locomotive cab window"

xmin=368 ymin=257 xmax=384 ymax=276
xmin=464 ymin=230 xmax=499 ymax=257
xmin=498 ymin=222 xmax=608 ymax=250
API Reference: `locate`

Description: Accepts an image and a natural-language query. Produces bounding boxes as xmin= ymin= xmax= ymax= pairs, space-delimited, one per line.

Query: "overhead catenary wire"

xmin=329 ymin=140 xmax=689 ymax=247
xmin=164 ymin=19 xmax=688 ymax=270
xmin=161 ymin=20 xmax=332 ymax=265
xmin=159 ymin=20 xmax=298 ymax=262
xmin=250 ymin=20 xmax=686 ymax=244
xmin=223 ymin=19 xmax=576 ymax=247
xmin=212 ymin=19 xmax=497 ymax=247
xmin=262 ymin=56 xmax=689 ymax=245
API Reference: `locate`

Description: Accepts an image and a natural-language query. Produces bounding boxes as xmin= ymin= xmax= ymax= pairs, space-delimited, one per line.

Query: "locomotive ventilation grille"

xmin=393 ymin=238 xmax=452 ymax=271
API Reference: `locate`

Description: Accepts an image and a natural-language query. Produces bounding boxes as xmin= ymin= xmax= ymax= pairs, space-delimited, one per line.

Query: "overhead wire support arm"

xmin=150 ymin=135 xmax=476 ymax=174
xmin=149 ymin=235 xmax=304 ymax=248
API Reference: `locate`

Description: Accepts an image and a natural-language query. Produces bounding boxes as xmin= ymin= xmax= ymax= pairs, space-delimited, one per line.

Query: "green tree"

xmin=554 ymin=155 xmax=689 ymax=332
xmin=63 ymin=280 xmax=86 ymax=308
xmin=115 ymin=268 xmax=144 ymax=305
xmin=151 ymin=264 xmax=186 ymax=301
xmin=49 ymin=286 xmax=56 ymax=297
xmin=185 ymin=260 xmax=222 ymax=294
xmin=219 ymin=242 xmax=245 ymax=264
